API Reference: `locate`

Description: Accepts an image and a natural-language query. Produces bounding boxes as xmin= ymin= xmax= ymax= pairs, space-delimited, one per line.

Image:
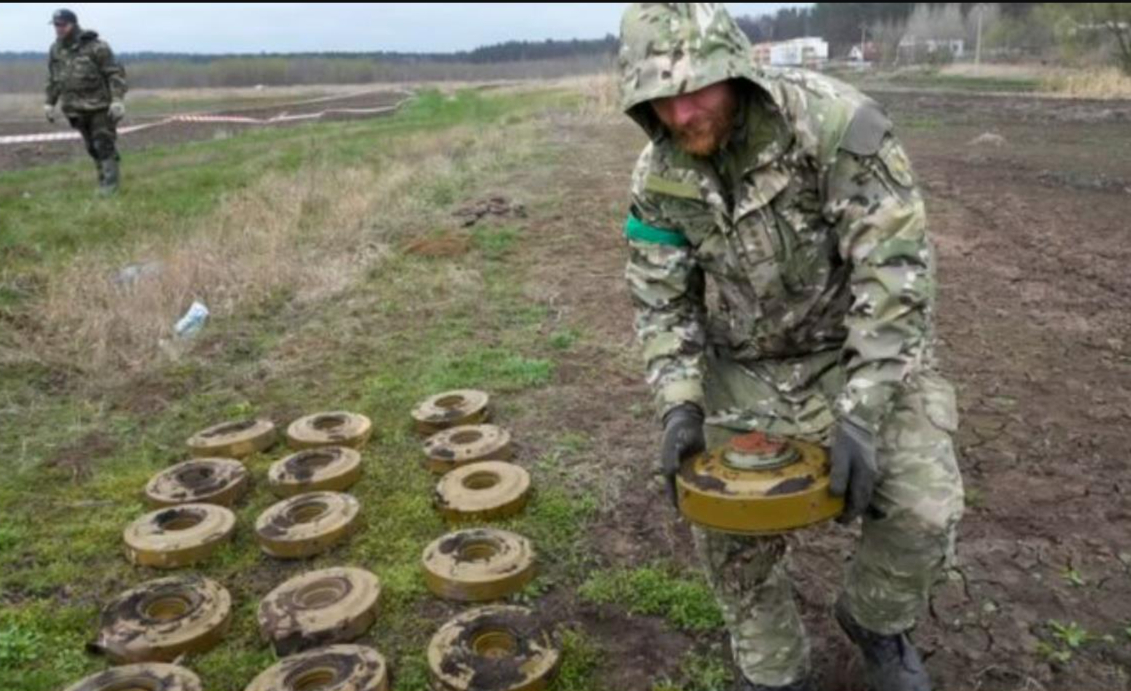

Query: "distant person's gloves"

xmin=108 ymin=101 xmax=125 ymax=122
xmin=828 ymin=417 xmax=878 ymax=524
xmin=659 ymin=402 xmax=705 ymax=509
xmin=44 ymin=104 xmax=56 ymax=124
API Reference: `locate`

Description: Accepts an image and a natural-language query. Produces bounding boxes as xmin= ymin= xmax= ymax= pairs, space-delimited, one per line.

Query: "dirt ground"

xmin=0 ymin=88 xmax=407 ymax=173
xmin=492 ymin=88 xmax=1131 ymax=690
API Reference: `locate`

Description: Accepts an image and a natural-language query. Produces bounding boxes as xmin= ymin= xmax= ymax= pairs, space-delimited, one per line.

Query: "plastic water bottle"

xmin=174 ymin=301 xmax=209 ymax=338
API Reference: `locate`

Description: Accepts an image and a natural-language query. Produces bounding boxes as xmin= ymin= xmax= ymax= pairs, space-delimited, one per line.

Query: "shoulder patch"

xmin=644 ymin=174 xmax=701 ymax=201
xmin=840 ymin=101 xmax=892 ymax=156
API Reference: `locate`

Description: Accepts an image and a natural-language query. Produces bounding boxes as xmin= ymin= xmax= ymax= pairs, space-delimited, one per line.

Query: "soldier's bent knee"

xmin=91 ymin=135 xmax=117 ymax=160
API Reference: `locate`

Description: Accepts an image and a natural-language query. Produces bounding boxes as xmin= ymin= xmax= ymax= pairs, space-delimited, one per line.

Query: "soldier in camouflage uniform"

xmin=618 ymin=5 xmax=964 ymax=691
xmin=44 ymin=8 xmax=128 ymax=195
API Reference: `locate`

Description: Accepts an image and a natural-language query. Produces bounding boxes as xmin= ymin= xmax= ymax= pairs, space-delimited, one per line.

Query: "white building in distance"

xmin=752 ymin=37 xmax=830 ymax=67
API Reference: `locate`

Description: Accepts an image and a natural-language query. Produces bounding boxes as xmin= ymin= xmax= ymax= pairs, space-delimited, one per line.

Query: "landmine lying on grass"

xmin=286 ymin=411 xmax=372 ymax=450
xmin=412 ymin=389 xmax=492 ymax=436
xmin=258 ymin=567 xmax=381 ymax=655
xmin=244 ymin=644 xmax=389 ymax=691
xmin=187 ymin=419 xmax=277 ymax=459
xmin=255 ymin=491 xmax=362 ymax=559
xmin=123 ymin=503 xmax=236 ymax=569
xmin=144 ymin=458 xmax=250 ymax=508
xmin=88 ymin=575 xmax=231 ymax=663
xmin=62 ymin=663 xmax=202 ymax=691
xmin=422 ymin=528 xmax=535 ymax=602
xmin=423 ymin=424 xmax=513 ymax=475
xmin=428 ymin=605 xmax=558 ymax=691
xmin=434 ymin=461 xmax=531 ymax=522
xmin=268 ymin=446 xmax=362 ymax=497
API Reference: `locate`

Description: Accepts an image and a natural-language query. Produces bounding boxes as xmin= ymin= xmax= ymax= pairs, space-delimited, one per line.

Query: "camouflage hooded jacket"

xmin=619 ymin=3 xmax=935 ymax=435
xmin=46 ymin=28 xmax=127 ymax=113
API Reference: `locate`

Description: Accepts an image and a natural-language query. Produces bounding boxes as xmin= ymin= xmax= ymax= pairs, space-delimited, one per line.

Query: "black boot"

xmin=98 ymin=157 xmax=119 ymax=196
xmin=733 ymin=675 xmax=813 ymax=691
xmin=835 ymin=598 xmax=931 ymax=691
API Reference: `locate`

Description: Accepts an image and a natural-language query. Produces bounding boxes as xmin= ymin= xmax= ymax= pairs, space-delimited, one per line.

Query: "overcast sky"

xmin=2 ymin=3 xmax=808 ymax=54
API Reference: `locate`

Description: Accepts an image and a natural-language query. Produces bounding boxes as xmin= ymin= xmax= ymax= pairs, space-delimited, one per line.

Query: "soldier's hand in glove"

xmin=44 ymin=104 xmax=56 ymax=124
xmin=829 ymin=418 xmax=878 ymax=524
xmin=108 ymin=101 xmax=125 ymax=122
xmin=659 ymin=403 xmax=705 ymax=509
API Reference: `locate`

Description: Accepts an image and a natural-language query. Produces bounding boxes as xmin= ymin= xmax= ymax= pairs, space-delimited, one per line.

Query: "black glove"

xmin=660 ymin=403 xmax=705 ymax=508
xmin=828 ymin=418 xmax=878 ymax=524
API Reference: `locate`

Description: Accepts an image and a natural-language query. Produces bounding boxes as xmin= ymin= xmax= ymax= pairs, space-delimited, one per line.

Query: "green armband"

xmin=624 ymin=214 xmax=689 ymax=248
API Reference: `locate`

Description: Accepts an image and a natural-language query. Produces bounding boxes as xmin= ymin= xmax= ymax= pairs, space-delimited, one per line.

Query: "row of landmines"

xmin=64 ymin=389 xmax=558 ymax=691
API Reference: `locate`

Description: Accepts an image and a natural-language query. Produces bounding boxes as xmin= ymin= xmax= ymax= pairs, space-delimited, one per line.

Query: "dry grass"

xmin=12 ymin=123 xmax=535 ymax=376
xmin=1042 ymin=67 xmax=1131 ymax=99
xmin=562 ymin=72 xmax=620 ymax=119
xmin=941 ymin=63 xmax=1048 ymax=80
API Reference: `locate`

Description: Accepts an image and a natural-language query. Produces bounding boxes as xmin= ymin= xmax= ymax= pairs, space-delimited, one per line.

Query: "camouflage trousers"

xmin=692 ymin=348 xmax=964 ymax=687
xmin=66 ymin=108 xmax=119 ymax=163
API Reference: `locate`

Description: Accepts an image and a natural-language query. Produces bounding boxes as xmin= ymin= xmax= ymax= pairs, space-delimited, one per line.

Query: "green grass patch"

xmin=426 ymin=347 xmax=553 ymax=392
xmin=550 ymin=627 xmax=605 ymax=691
xmin=549 ymin=328 xmax=581 ymax=351
xmin=579 ymin=565 xmax=724 ymax=632
xmin=652 ymin=649 xmax=735 ymax=691
xmin=0 ymin=88 xmax=567 ymax=277
xmin=472 ymin=224 xmax=521 ymax=260
xmin=0 ymin=83 xmax=588 ymax=691
xmin=886 ymin=72 xmax=1040 ymax=93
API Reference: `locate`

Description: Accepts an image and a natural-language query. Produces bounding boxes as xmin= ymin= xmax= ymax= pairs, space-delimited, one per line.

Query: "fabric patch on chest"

xmin=644 ymin=174 xmax=702 ymax=201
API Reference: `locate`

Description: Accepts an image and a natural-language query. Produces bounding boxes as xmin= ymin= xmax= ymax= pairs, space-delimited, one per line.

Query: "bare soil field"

xmin=524 ymin=88 xmax=1131 ymax=689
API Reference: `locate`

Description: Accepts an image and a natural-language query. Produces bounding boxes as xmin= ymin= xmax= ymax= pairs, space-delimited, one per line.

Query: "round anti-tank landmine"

xmin=187 ymin=419 xmax=277 ymax=459
xmin=124 ymin=503 xmax=236 ymax=569
xmin=88 ymin=575 xmax=231 ymax=664
xmin=244 ymin=645 xmax=389 ymax=691
xmin=422 ymin=528 xmax=535 ymax=602
xmin=412 ymin=389 xmax=491 ymax=436
xmin=286 ymin=412 xmax=373 ymax=450
xmin=258 ymin=567 xmax=382 ymax=655
xmin=145 ymin=458 xmax=250 ymax=508
xmin=676 ymin=431 xmax=844 ymax=535
xmin=256 ymin=491 xmax=361 ymax=559
xmin=428 ymin=605 xmax=558 ymax=691
xmin=434 ymin=461 xmax=531 ymax=522
xmin=62 ymin=663 xmax=203 ymax=691
xmin=268 ymin=447 xmax=362 ymax=498
xmin=423 ymin=425 xmax=513 ymax=475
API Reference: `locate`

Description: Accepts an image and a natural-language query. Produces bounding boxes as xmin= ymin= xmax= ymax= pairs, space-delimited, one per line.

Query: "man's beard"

xmin=670 ymin=105 xmax=736 ymax=157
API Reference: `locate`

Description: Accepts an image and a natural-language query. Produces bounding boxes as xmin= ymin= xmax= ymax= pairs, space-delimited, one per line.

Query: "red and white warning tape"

xmin=0 ymin=101 xmax=405 ymax=146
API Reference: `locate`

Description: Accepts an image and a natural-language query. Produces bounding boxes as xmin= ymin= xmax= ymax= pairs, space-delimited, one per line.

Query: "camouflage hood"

xmin=618 ymin=3 xmax=758 ymax=140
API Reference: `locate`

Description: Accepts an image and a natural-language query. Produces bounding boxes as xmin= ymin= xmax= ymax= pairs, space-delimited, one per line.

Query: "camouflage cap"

xmin=51 ymin=8 xmax=78 ymax=25
xmin=618 ymin=3 xmax=758 ymax=135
